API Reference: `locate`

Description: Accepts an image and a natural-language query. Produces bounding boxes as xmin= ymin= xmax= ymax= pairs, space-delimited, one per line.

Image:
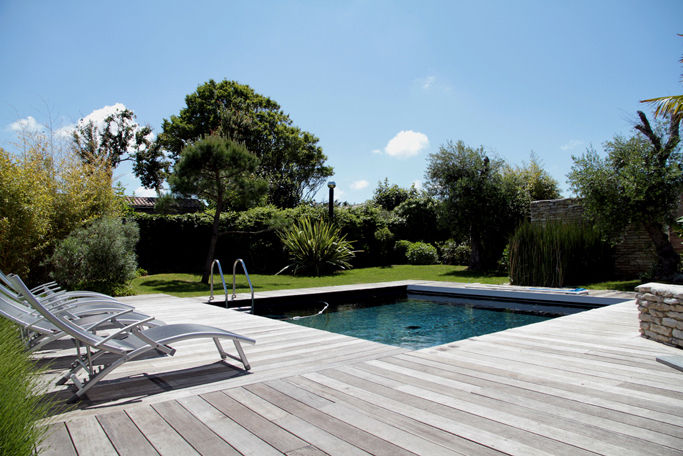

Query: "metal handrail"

xmin=232 ymin=259 xmax=255 ymax=314
xmin=208 ymin=259 xmax=228 ymax=305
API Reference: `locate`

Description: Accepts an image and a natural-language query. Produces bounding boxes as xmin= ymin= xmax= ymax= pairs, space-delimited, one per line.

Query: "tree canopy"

xmin=372 ymin=178 xmax=418 ymax=211
xmin=504 ymin=152 xmax=561 ymax=201
xmin=170 ymin=135 xmax=267 ymax=282
xmin=568 ymin=111 xmax=682 ymax=278
xmin=426 ymin=140 xmax=527 ymax=271
xmin=72 ymin=107 xmax=153 ymax=179
xmin=147 ymin=79 xmax=333 ymax=207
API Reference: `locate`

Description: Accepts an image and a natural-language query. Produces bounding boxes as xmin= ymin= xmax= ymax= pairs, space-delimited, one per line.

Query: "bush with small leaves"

xmin=50 ymin=216 xmax=139 ymax=295
xmin=406 ymin=242 xmax=439 ymax=265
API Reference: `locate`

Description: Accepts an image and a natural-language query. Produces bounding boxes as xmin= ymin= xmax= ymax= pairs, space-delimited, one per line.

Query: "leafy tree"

xmin=372 ymin=178 xmax=417 ymax=210
xmin=169 ymin=136 xmax=267 ymax=282
xmin=148 ymin=79 xmax=333 ymax=207
xmin=0 ymin=138 xmax=123 ymax=282
xmin=568 ymin=111 xmax=682 ymax=279
xmin=425 ymin=140 xmax=527 ymax=271
xmin=504 ymin=152 xmax=561 ymax=201
xmin=390 ymin=192 xmax=444 ymax=242
xmin=72 ymin=107 xmax=154 ymax=183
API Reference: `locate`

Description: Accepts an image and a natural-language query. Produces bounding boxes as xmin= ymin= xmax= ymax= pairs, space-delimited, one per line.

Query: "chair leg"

xmin=213 ymin=337 xmax=251 ymax=371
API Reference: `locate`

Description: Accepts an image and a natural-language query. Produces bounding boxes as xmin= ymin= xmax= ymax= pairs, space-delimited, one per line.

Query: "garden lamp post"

xmin=328 ymin=181 xmax=336 ymax=220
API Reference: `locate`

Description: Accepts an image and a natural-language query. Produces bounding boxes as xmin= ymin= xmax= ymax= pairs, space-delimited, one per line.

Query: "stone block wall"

xmin=636 ymin=282 xmax=683 ymax=348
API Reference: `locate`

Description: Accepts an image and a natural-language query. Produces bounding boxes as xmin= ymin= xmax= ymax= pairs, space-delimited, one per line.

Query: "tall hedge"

xmin=132 ymin=204 xmax=394 ymax=274
xmin=509 ymin=222 xmax=613 ymax=287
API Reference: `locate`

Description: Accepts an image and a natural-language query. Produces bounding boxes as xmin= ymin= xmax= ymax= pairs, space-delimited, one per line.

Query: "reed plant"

xmin=509 ymin=222 xmax=613 ymax=287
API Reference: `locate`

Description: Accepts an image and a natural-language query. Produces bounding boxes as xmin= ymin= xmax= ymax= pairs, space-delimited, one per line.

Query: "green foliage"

xmin=50 ymin=217 xmax=140 ymax=295
xmin=426 ymin=140 xmax=527 ymax=270
xmin=72 ymin=106 xmax=153 ymax=173
xmin=390 ymin=193 xmax=445 ymax=242
xmin=154 ymin=79 xmax=333 ymax=207
xmin=439 ymin=240 xmax=471 ymax=266
xmin=406 ymin=242 xmax=439 ymax=265
xmin=568 ymin=114 xmax=682 ymax=279
xmin=278 ymin=217 xmax=355 ymax=276
xmin=0 ymin=140 xmax=125 ymax=283
xmin=0 ymin=319 xmax=55 ymax=456
xmin=504 ymin=152 xmax=561 ymax=201
xmin=372 ymin=178 xmax=417 ymax=211
xmin=373 ymin=227 xmax=395 ymax=264
xmin=568 ymin=130 xmax=682 ymax=239
xmin=509 ymin=222 xmax=613 ymax=287
xmin=394 ymin=240 xmax=413 ymax=263
xmin=170 ymin=136 xmax=267 ymax=211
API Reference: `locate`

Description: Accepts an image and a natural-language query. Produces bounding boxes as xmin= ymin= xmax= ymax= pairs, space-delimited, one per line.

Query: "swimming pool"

xmin=278 ymin=295 xmax=556 ymax=350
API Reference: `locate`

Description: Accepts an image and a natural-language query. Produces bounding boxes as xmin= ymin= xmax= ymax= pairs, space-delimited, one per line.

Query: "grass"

xmin=130 ymin=264 xmax=641 ymax=297
xmin=0 ymin=319 xmax=55 ymax=456
xmin=131 ymin=264 xmax=508 ymax=297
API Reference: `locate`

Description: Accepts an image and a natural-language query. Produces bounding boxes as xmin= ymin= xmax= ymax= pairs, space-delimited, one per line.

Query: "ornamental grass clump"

xmin=278 ymin=217 xmax=355 ymax=276
xmin=509 ymin=221 xmax=613 ymax=287
xmin=0 ymin=319 xmax=56 ymax=456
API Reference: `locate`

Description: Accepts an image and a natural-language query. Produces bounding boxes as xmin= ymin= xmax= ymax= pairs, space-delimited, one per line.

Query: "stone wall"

xmin=529 ymin=198 xmax=658 ymax=279
xmin=636 ymin=282 xmax=683 ymax=348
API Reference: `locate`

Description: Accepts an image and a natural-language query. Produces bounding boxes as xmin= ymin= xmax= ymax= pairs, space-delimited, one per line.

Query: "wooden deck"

xmin=37 ymin=285 xmax=683 ymax=455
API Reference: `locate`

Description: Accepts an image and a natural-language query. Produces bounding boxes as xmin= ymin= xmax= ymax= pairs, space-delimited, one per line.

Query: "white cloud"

xmin=134 ymin=186 xmax=157 ymax=197
xmin=78 ymin=103 xmax=127 ymax=132
xmin=560 ymin=139 xmax=583 ymax=151
xmin=385 ymin=130 xmax=429 ymax=159
xmin=371 ymin=149 xmax=382 ymax=155
xmin=350 ymin=179 xmax=369 ymax=190
xmin=421 ymin=75 xmax=436 ymax=90
xmin=9 ymin=116 xmax=44 ymax=133
xmin=412 ymin=179 xmax=423 ymax=190
xmin=55 ymin=124 xmax=75 ymax=139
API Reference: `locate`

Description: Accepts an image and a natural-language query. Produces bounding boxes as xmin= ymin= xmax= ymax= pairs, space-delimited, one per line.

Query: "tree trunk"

xmin=469 ymin=229 xmax=484 ymax=271
xmin=201 ymin=208 xmax=222 ymax=284
xmin=643 ymin=221 xmax=680 ymax=280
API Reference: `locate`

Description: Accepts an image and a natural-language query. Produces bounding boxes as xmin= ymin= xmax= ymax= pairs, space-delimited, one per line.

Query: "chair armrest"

xmin=80 ymin=309 xmax=135 ymax=331
xmin=93 ymin=316 xmax=156 ymax=346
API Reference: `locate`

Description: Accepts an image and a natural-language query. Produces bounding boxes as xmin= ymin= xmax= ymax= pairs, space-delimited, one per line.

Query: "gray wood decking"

xmin=36 ymin=284 xmax=682 ymax=455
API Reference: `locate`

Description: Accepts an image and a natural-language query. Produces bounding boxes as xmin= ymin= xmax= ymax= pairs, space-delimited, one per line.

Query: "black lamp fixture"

xmin=327 ymin=181 xmax=336 ymax=220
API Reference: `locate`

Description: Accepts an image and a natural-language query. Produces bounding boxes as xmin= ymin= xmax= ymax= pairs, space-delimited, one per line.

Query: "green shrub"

xmin=50 ymin=216 xmax=140 ymax=295
xmin=278 ymin=217 xmax=356 ymax=276
xmin=439 ymin=240 xmax=471 ymax=266
xmin=0 ymin=319 xmax=55 ymax=456
xmin=509 ymin=222 xmax=613 ymax=287
xmin=406 ymin=242 xmax=439 ymax=265
xmin=394 ymin=240 xmax=413 ymax=263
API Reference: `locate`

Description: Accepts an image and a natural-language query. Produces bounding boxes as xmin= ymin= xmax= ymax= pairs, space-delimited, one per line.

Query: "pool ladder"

xmin=209 ymin=259 xmax=255 ymax=314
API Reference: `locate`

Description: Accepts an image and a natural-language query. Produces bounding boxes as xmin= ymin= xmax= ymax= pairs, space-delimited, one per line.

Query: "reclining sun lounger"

xmin=10 ymin=275 xmax=256 ymax=401
xmin=0 ymin=284 xmax=162 ymax=351
xmin=0 ymin=271 xmax=125 ymax=309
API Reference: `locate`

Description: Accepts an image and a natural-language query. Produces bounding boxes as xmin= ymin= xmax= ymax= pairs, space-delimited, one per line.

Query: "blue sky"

xmin=1 ymin=0 xmax=682 ymax=203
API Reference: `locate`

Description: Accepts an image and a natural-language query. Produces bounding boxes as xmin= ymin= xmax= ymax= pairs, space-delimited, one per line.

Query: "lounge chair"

xmin=10 ymin=275 xmax=255 ymax=401
xmin=0 ymin=284 xmax=162 ymax=351
xmin=0 ymin=272 xmax=134 ymax=316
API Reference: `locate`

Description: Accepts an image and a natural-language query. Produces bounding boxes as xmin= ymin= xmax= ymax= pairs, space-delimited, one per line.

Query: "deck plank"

xmin=97 ymin=411 xmax=160 ymax=455
xmin=35 ymin=286 xmax=683 ymax=456
xmin=151 ymin=400 xmax=241 ymax=455
xmin=65 ymin=416 xmax=118 ymax=456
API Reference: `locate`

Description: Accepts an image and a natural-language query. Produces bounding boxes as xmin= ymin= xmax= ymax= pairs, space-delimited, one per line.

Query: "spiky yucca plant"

xmin=278 ymin=218 xmax=355 ymax=276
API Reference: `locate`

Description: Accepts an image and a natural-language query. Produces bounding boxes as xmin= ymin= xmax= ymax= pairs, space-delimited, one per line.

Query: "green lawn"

xmin=130 ymin=265 xmax=640 ymax=297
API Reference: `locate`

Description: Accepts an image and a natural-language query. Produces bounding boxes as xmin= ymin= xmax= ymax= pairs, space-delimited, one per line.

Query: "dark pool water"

xmin=284 ymin=297 xmax=555 ymax=350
